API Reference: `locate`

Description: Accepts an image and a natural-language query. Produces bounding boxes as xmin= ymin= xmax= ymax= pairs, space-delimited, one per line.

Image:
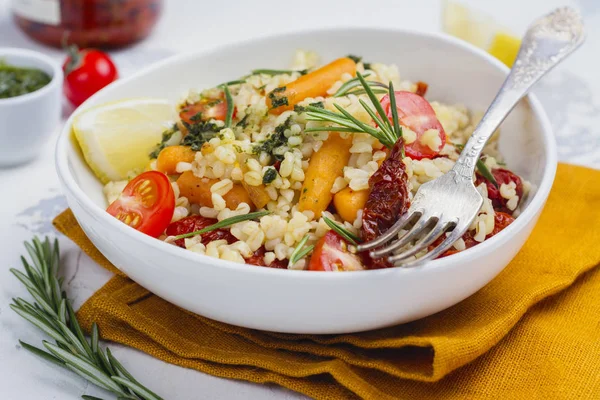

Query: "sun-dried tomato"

xmin=361 ymin=138 xmax=410 ymax=269
xmin=433 ymin=211 xmax=515 ymax=258
xmin=475 ymin=168 xmax=523 ymax=213
xmin=165 ymin=215 xmax=236 ymax=248
xmin=415 ymin=81 xmax=429 ymax=97
xmin=245 ymin=246 xmax=287 ymax=269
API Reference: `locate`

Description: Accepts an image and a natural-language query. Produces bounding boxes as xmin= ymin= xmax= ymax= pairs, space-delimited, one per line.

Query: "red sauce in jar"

xmin=12 ymin=0 xmax=163 ymax=48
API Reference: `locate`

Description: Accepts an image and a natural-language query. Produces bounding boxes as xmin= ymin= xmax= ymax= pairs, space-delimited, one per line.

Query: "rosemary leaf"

xmin=323 ymin=217 xmax=361 ymax=245
xmin=66 ymin=300 xmax=95 ymax=361
xmin=19 ymin=340 xmax=65 ymax=367
xmin=44 ymin=341 xmax=125 ymax=394
xmin=88 ymin=325 xmax=98 ymax=358
xmin=356 ymin=72 xmax=392 ymax=133
xmin=63 ymin=363 xmax=122 ymax=395
xmin=334 ymin=75 xmax=385 ymax=97
xmin=476 ymin=159 xmax=499 ymax=188
xmin=112 ymin=376 xmax=163 ymax=400
xmin=221 ymin=84 xmax=234 ymax=128
xmin=357 ymin=99 xmax=395 ymax=146
xmin=107 ymin=348 xmax=140 ymax=385
xmin=251 ymin=68 xmax=307 ymax=76
xmin=288 ymin=234 xmax=313 ymax=267
xmin=10 ymin=304 xmax=71 ymax=347
xmin=172 ymin=211 xmax=271 ymax=240
xmin=55 ymin=319 xmax=90 ymax=360
xmin=388 ymin=81 xmax=402 ymax=142
xmin=220 ymin=79 xmax=246 ymax=86
xmin=10 ymin=268 xmax=39 ymax=293
xmin=96 ymin=347 xmax=117 ymax=377
xmin=58 ymin=299 xmax=67 ymax=324
xmin=81 ymin=396 xmax=107 ymax=400
xmin=341 ymin=88 xmax=388 ymax=96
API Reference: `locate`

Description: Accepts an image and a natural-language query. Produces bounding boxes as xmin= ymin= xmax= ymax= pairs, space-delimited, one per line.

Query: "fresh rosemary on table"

xmin=10 ymin=237 xmax=162 ymax=400
xmin=304 ymin=72 xmax=403 ymax=150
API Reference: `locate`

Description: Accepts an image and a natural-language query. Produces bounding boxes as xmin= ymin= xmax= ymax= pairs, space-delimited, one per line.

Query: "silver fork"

xmin=357 ymin=7 xmax=585 ymax=267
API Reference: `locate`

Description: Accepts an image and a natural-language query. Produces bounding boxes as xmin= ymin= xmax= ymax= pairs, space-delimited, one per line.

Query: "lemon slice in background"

xmin=442 ymin=0 xmax=521 ymax=67
xmin=73 ymin=98 xmax=174 ymax=184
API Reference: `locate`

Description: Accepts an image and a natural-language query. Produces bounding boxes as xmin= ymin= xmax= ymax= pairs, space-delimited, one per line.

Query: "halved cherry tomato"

xmin=165 ymin=215 xmax=236 ymax=248
xmin=380 ymin=91 xmax=446 ymax=160
xmin=308 ymin=231 xmax=365 ymax=271
xmin=107 ymin=171 xmax=175 ymax=237
xmin=179 ymin=94 xmax=235 ymax=125
xmin=475 ymin=168 xmax=523 ymax=213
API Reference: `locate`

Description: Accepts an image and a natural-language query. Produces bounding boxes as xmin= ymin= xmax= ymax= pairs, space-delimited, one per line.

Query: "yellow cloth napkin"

xmin=53 ymin=164 xmax=600 ymax=399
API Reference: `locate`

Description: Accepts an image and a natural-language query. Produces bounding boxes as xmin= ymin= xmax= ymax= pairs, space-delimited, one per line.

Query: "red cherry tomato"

xmin=165 ymin=215 xmax=237 ymax=248
xmin=380 ymin=91 xmax=446 ymax=160
xmin=308 ymin=231 xmax=365 ymax=271
xmin=62 ymin=47 xmax=118 ymax=107
xmin=107 ymin=171 xmax=175 ymax=237
xmin=475 ymin=168 xmax=524 ymax=213
xmin=180 ymin=95 xmax=235 ymax=125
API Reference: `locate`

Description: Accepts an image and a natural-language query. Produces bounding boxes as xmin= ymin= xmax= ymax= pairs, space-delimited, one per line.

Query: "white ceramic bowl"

xmin=56 ymin=29 xmax=556 ymax=334
xmin=0 ymin=48 xmax=62 ymax=167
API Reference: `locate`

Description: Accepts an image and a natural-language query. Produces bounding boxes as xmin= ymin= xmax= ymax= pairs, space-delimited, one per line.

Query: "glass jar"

xmin=11 ymin=0 xmax=163 ymax=49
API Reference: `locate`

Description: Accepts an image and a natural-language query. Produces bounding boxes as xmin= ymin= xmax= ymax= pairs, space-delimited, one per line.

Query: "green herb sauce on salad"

xmin=0 ymin=61 xmax=51 ymax=99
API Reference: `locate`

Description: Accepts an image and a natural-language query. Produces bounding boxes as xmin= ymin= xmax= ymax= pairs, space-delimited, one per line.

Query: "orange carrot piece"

xmin=266 ymin=57 xmax=356 ymax=114
xmin=298 ymin=132 xmax=352 ymax=218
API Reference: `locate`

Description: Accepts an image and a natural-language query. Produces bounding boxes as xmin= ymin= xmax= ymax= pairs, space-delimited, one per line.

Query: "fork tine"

xmin=368 ymin=213 xmax=433 ymax=258
xmin=387 ymin=219 xmax=452 ymax=264
xmin=394 ymin=227 xmax=465 ymax=268
xmin=357 ymin=210 xmax=421 ymax=252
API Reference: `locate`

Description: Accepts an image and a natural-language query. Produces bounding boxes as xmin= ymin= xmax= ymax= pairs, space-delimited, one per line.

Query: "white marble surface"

xmin=0 ymin=0 xmax=598 ymax=399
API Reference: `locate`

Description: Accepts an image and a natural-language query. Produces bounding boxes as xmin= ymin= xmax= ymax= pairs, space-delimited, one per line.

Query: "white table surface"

xmin=1 ymin=0 xmax=598 ymax=399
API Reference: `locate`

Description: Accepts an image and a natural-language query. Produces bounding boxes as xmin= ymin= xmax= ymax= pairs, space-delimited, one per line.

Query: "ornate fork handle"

xmin=452 ymin=7 xmax=585 ymax=181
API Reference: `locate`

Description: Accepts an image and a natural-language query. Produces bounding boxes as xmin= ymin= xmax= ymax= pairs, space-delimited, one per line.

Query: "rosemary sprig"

xmin=250 ymin=68 xmax=308 ymax=76
xmin=288 ymin=234 xmax=314 ymax=267
xmin=304 ymin=72 xmax=403 ymax=149
xmin=10 ymin=237 xmax=162 ymax=400
xmin=323 ymin=217 xmax=361 ymax=246
xmin=172 ymin=210 xmax=271 ymax=241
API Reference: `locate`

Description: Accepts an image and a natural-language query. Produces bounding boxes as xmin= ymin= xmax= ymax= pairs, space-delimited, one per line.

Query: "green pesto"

xmin=0 ymin=61 xmax=51 ymax=99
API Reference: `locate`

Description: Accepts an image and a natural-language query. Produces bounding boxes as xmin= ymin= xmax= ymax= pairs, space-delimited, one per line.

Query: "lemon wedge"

xmin=442 ymin=0 xmax=521 ymax=67
xmin=72 ymin=98 xmax=175 ymax=184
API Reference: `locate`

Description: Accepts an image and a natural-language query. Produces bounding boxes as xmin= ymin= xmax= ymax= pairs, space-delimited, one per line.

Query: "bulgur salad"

xmin=102 ymin=51 xmax=529 ymax=271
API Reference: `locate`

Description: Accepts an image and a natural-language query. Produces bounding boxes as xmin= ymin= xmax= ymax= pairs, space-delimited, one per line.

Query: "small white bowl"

xmin=56 ymin=28 xmax=556 ymax=334
xmin=0 ymin=48 xmax=62 ymax=167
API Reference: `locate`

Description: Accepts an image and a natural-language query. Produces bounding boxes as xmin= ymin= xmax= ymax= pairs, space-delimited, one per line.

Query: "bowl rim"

xmin=0 ymin=47 xmax=63 ymax=105
xmin=55 ymin=27 xmax=557 ymax=280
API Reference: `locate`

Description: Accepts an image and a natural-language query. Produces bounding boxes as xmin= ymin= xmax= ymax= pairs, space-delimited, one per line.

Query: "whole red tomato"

xmin=62 ymin=46 xmax=118 ymax=107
